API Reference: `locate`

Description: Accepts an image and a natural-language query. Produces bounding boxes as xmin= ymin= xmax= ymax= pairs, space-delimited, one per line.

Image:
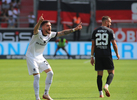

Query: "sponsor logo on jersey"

xmin=36 ymin=42 xmax=46 ymax=46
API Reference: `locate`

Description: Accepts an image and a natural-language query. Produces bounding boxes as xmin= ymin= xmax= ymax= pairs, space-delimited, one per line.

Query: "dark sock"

xmin=97 ymin=75 xmax=102 ymax=91
xmin=106 ymin=73 xmax=114 ymax=85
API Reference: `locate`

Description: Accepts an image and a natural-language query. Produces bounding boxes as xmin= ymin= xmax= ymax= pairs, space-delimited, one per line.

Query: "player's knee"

xmin=46 ymin=71 xmax=53 ymax=84
xmin=47 ymin=71 xmax=54 ymax=76
xmin=47 ymin=71 xmax=54 ymax=79
xmin=34 ymin=74 xmax=40 ymax=80
xmin=109 ymin=73 xmax=114 ymax=77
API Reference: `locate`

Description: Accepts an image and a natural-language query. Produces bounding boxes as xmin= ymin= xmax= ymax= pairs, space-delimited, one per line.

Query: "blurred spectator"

xmin=14 ymin=6 xmax=20 ymax=15
xmin=2 ymin=0 xmax=10 ymax=17
xmin=11 ymin=0 xmax=20 ymax=8
xmin=1 ymin=13 xmax=8 ymax=21
xmin=0 ymin=0 xmax=20 ymax=28
xmin=2 ymin=0 xmax=10 ymax=10
xmin=16 ymin=0 xmax=20 ymax=8
xmin=0 ymin=10 xmax=8 ymax=23
xmin=11 ymin=0 xmax=17 ymax=7
xmin=8 ymin=6 xmax=19 ymax=27
xmin=1 ymin=7 xmax=8 ymax=16
xmin=28 ymin=12 xmax=35 ymax=28
xmin=2 ymin=0 xmax=11 ymax=4
xmin=73 ymin=12 xmax=81 ymax=41
xmin=0 ymin=13 xmax=8 ymax=28
xmin=8 ymin=16 xmax=15 ymax=28
xmin=8 ymin=6 xmax=18 ymax=19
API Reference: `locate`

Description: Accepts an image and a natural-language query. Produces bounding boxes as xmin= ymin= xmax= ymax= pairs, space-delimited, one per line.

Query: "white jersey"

xmin=26 ymin=30 xmax=57 ymax=62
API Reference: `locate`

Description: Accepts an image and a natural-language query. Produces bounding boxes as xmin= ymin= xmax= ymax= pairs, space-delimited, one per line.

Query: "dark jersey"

xmin=91 ymin=26 xmax=115 ymax=57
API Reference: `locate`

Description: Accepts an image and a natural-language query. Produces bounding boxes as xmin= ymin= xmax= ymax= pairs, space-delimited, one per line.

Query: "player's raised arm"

xmin=57 ymin=22 xmax=82 ymax=37
xmin=33 ymin=14 xmax=44 ymax=35
xmin=111 ymin=40 xmax=120 ymax=60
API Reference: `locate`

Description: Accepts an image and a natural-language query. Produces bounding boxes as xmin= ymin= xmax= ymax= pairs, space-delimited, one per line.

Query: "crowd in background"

xmin=0 ymin=0 xmax=20 ymax=28
xmin=28 ymin=11 xmax=35 ymax=28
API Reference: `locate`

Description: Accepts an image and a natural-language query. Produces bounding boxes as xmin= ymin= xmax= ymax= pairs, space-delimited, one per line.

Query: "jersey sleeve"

xmin=33 ymin=30 xmax=40 ymax=37
xmin=51 ymin=32 xmax=57 ymax=38
xmin=110 ymin=30 xmax=115 ymax=41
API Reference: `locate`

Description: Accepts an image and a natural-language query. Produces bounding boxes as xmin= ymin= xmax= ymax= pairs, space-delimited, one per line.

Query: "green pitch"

xmin=0 ymin=59 xmax=137 ymax=100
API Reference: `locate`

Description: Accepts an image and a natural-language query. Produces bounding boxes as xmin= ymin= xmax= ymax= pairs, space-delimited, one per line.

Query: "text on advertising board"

xmin=112 ymin=28 xmax=137 ymax=42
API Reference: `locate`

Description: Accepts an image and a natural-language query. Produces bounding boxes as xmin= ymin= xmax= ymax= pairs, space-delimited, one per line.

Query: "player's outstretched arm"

xmin=111 ymin=40 xmax=120 ymax=60
xmin=33 ymin=14 xmax=44 ymax=35
xmin=57 ymin=22 xmax=82 ymax=37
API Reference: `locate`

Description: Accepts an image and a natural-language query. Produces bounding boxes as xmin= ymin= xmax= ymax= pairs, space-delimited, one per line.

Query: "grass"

xmin=0 ymin=59 xmax=137 ymax=100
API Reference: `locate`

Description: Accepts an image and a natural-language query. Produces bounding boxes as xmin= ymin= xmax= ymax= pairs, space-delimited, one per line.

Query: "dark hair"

xmin=41 ymin=20 xmax=50 ymax=26
xmin=102 ymin=16 xmax=111 ymax=22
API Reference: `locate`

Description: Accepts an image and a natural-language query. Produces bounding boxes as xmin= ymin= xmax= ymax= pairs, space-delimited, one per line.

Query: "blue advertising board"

xmin=0 ymin=42 xmax=137 ymax=59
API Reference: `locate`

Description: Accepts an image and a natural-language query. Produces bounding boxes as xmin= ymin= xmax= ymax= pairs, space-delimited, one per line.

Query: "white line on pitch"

xmin=84 ymin=60 xmax=90 ymax=64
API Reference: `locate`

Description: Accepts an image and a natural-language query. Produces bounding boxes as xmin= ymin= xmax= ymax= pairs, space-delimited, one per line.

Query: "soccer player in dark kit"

xmin=90 ymin=16 xmax=120 ymax=98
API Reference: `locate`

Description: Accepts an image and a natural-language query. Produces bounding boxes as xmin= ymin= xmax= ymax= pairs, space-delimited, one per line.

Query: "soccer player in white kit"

xmin=26 ymin=14 xmax=82 ymax=100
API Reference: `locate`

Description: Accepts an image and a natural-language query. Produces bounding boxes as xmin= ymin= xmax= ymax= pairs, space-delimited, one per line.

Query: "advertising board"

xmin=113 ymin=28 xmax=137 ymax=42
xmin=0 ymin=42 xmax=137 ymax=59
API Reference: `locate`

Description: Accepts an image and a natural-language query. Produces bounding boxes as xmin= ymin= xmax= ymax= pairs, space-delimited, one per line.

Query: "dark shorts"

xmin=57 ymin=46 xmax=65 ymax=50
xmin=95 ymin=56 xmax=114 ymax=71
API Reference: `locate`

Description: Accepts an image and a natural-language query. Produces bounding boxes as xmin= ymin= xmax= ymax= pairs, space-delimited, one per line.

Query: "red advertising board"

xmin=112 ymin=28 xmax=137 ymax=42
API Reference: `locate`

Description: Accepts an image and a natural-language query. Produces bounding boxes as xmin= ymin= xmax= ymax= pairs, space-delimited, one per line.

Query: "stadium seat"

xmin=1 ymin=23 xmax=8 ymax=28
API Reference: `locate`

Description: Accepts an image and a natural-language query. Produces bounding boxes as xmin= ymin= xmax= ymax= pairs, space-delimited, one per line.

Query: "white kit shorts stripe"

xmin=26 ymin=57 xmax=51 ymax=75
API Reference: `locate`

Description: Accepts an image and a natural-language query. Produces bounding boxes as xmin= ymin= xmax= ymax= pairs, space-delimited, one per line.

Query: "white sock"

xmin=34 ymin=74 xmax=40 ymax=99
xmin=44 ymin=71 xmax=53 ymax=95
xmin=105 ymin=84 xmax=109 ymax=88
xmin=99 ymin=91 xmax=103 ymax=95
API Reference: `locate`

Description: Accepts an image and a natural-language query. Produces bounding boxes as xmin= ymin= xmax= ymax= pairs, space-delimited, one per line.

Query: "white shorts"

xmin=26 ymin=57 xmax=51 ymax=75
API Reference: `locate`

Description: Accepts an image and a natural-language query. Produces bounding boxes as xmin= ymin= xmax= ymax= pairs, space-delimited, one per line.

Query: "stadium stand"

xmin=0 ymin=0 xmax=137 ymax=41
xmin=0 ymin=0 xmax=20 ymax=28
xmin=19 ymin=0 xmax=33 ymax=27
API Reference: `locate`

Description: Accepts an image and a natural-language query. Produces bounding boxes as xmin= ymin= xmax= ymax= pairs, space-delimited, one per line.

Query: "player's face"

xmin=43 ymin=22 xmax=52 ymax=34
xmin=106 ymin=18 xmax=111 ymax=28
